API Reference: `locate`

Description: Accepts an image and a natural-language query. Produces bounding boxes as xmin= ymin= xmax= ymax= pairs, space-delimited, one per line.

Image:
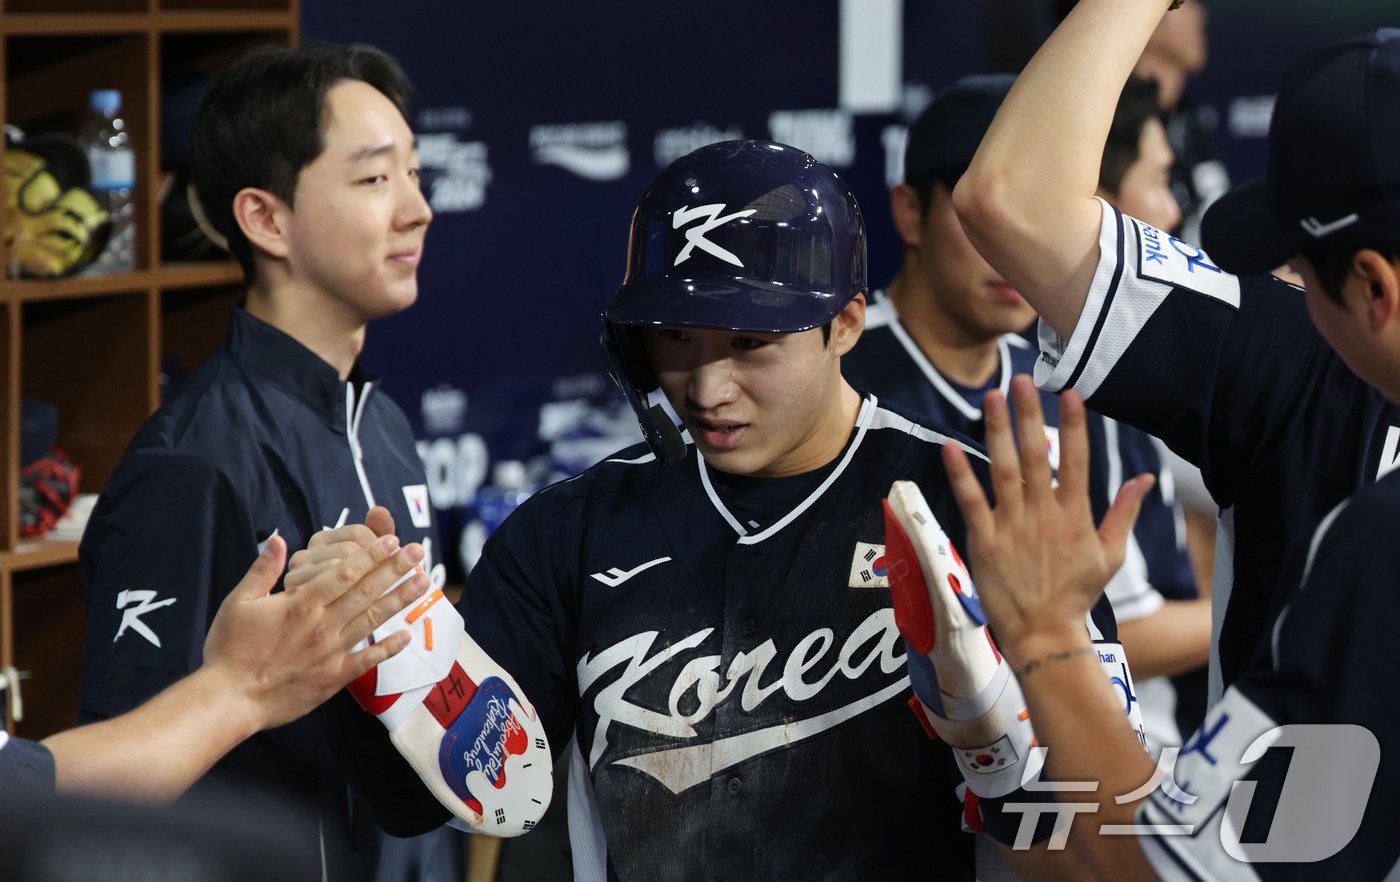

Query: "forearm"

xmin=954 ymin=0 xmax=1173 ymax=337
xmin=1008 ymin=631 xmax=1159 ymax=877
xmin=1116 ymin=598 xmax=1211 ymax=679
xmin=997 ymin=836 xmax=1096 ymax=882
xmin=44 ymin=666 xmax=261 ymax=802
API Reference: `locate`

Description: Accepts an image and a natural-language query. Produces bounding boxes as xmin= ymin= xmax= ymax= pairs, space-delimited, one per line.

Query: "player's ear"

xmin=233 ymin=186 xmax=292 ymax=260
xmin=1353 ymin=249 xmax=1400 ymax=332
xmin=890 ymin=183 xmax=924 ymax=248
xmin=830 ymin=291 xmax=866 ymax=357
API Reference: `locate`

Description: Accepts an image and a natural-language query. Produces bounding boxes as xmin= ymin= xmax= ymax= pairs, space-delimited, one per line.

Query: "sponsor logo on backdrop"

xmin=419 ymin=107 xmax=473 ymax=130
xmin=417 ymin=133 xmax=492 ymax=213
xmin=768 ymin=109 xmax=855 ymax=167
xmin=1227 ymin=96 xmax=1274 ymax=139
xmin=422 ymin=385 xmax=469 ymax=436
xmin=653 ymin=123 xmax=744 ymax=167
xmin=417 ymin=434 xmax=489 ymax=511
xmin=881 ymin=124 xmax=907 ymax=189
xmin=415 ymin=109 xmax=490 ymax=213
xmin=530 ymin=122 xmax=629 ymax=181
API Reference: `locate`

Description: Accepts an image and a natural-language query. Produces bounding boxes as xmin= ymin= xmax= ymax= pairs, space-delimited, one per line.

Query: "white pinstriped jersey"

xmin=1036 ymin=198 xmax=1400 ymax=700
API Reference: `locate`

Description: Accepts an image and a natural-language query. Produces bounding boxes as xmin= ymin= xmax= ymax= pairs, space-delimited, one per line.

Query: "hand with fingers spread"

xmin=941 ymin=375 xmax=1155 ymax=665
xmin=39 ymin=528 xmax=428 ymax=803
xmin=203 ymin=529 xmax=430 ymax=733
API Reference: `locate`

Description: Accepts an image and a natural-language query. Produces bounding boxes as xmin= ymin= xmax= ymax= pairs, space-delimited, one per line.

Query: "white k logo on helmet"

xmin=672 ymin=203 xmax=757 ymax=267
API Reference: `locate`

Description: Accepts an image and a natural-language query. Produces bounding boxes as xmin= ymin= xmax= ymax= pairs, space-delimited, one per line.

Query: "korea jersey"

xmin=79 ymin=308 xmax=440 ymax=881
xmin=1036 ymin=198 xmax=1400 ymax=700
xmin=1136 ymin=471 xmax=1400 ymax=880
xmin=367 ymin=394 xmax=1127 ymax=882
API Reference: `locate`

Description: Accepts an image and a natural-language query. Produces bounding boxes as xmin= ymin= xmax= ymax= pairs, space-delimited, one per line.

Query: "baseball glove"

xmin=5 ymin=144 xmax=111 ymax=278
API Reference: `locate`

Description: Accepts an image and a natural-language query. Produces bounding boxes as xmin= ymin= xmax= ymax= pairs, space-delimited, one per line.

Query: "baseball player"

xmin=943 ymin=0 xmax=1400 ymax=875
xmin=956 ymin=2 xmax=1400 ymax=707
xmin=78 ymin=43 xmax=452 ymax=879
xmin=842 ymin=74 xmax=1207 ymax=750
xmin=336 ymin=140 xmax=1141 ymax=880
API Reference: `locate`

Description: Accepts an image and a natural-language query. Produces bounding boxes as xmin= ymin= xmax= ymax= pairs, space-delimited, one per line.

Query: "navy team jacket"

xmin=79 ymin=307 xmax=438 ymax=882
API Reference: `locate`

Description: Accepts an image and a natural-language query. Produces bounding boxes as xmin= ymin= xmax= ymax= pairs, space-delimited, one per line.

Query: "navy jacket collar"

xmin=224 ymin=307 xmax=380 ymax=430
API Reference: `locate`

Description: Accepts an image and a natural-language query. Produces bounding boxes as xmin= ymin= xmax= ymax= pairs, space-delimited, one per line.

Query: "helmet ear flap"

xmin=601 ymin=318 xmax=686 ymax=466
xmin=610 ymin=324 xmax=657 ymax=392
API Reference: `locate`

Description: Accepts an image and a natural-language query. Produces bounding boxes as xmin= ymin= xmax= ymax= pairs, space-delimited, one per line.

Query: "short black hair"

xmin=1300 ymin=246 xmax=1400 ymax=306
xmin=905 ymin=75 xmax=1160 ymax=225
xmin=1099 ymin=75 xmax=1162 ymax=197
xmin=191 ymin=42 xmax=412 ymax=279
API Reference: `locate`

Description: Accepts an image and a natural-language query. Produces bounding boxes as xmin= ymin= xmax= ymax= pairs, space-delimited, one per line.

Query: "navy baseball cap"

xmin=1202 ymin=29 xmax=1400 ymax=275
xmin=903 ymin=73 xmax=1016 ymax=184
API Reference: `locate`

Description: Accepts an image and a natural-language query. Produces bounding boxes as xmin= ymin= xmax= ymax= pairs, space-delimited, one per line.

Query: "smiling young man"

xmin=78 ymin=43 xmax=444 ymax=880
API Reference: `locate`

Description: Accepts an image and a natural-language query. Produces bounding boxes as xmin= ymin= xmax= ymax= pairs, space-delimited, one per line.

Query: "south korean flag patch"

xmin=403 ymin=484 xmax=433 ymax=529
xmin=849 ymin=541 xmax=889 ymax=588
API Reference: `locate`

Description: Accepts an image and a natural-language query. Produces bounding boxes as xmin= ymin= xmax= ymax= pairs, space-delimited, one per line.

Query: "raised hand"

xmin=940 ymin=375 xmax=1154 ymax=665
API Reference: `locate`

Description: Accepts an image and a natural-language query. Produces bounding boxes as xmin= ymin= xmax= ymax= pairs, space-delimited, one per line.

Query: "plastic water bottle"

xmin=80 ymin=89 xmax=136 ymax=273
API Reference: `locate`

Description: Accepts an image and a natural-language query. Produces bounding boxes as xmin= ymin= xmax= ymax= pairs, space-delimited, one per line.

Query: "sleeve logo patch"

xmin=114 ymin=589 xmax=177 ymax=648
xmin=1134 ymin=219 xmax=1241 ymax=308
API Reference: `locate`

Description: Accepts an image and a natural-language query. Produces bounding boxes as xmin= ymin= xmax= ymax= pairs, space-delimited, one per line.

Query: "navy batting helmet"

xmin=602 ymin=139 xmax=867 ymax=465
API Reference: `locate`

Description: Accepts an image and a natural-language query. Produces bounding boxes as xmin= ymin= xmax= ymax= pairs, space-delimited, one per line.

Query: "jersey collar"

xmin=872 ymin=289 xmax=1013 ymax=422
xmin=697 ymin=394 xmax=877 ymax=545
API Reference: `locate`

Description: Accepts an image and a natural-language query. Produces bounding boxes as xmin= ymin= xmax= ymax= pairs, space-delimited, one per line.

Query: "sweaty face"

xmin=281 ymin=80 xmax=432 ymax=325
xmin=646 ymin=323 xmax=853 ymax=477
xmin=1109 ymin=118 xmax=1182 ymax=233
xmin=913 ymin=183 xmax=1037 ymax=343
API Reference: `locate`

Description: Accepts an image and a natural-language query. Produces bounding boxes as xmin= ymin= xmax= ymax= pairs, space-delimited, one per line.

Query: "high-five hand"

xmin=940 ymin=375 xmax=1154 ymax=665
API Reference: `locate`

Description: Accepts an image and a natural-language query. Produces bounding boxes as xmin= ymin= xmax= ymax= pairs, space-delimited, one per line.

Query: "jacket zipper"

xmin=345 ymin=382 xmax=377 ymax=508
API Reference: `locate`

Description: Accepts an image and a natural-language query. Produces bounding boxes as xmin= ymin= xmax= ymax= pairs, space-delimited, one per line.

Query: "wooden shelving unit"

xmin=0 ymin=0 xmax=297 ymax=738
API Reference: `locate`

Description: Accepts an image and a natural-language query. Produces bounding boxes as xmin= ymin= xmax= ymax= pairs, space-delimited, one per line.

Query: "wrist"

xmin=1000 ymin=626 xmax=1094 ymax=674
xmin=187 ymin=664 xmax=266 ymax=742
